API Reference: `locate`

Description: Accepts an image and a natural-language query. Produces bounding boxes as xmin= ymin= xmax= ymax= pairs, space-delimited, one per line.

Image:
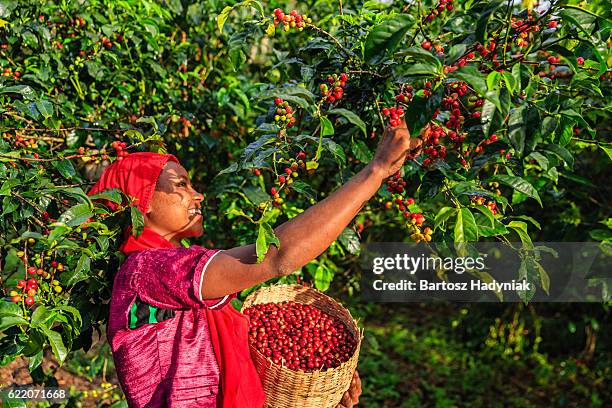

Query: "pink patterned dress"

xmin=107 ymin=245 xmax=230 ymax=407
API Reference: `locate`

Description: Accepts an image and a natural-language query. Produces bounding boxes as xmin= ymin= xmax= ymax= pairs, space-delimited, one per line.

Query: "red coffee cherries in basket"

xmin=243 ymin=301 xmax=357 ymax=372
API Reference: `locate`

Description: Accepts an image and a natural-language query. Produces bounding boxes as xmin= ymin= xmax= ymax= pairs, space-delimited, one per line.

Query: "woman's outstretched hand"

xmin=371 ymin=119 xmax=423 ymax=179
xmin=336 ymin=371 xmax=362 ymax=408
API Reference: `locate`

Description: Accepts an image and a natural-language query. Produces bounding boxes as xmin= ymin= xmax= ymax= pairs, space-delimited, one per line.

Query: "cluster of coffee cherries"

xmin=320 ymin=72 xmax=348 ymax=104
xmin=421 ymin=124 xmax=448 ymax=166
xmin=546 ymin=55 xmax=562 ymax=70
xmin=101 ymin=36 xmax=113 ymax=49
xmin=422 ymin=0 xmax=455 ymax=24
xmin=272 ymin=9 xmax=311 ymax=32
xmin=511 ymin=15 xmax=541 ymax=47
xmin=273 ymin=98 xmax=296 ymax=130
xmin=383 ymin=196 xmax=430 ymax=242
xmin=7 ymin=133 xmax=38 ymax=150
xmin=11 ymin=276 xmax=40 ymax=306
xmin=268 ymin=151 xmax=308 ymax=207
xmin=471 ymin=196 xmax=498 ymax=215
xmin=111 ymin=141 xmax=129 ymax=160
xmin=473 ymin=133 xmax=498 ymax=154
xmin=244 ymin=301 xmax=356 ymax=371
xmin=487 ymin=181 xmax=501 ymax=197
xmin=2 ymin=67 xmax=21 ymax=79
xmin=395 ymin=85 xmax=414 ymax=104
xmin=385 ymin=171 xmax=407 ymax=193
xmin=382 ymin=106 xmax=405 ymax=127
xmin=475 ymin=41 xmax=497 ymax=58
xmin=10 ymin=258 xmax=64 ymax=306
xmin=179 ymin=117 xmax=192 ymax=138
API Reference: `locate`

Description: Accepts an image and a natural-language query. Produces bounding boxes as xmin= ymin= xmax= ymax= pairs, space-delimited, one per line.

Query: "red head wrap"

xmin=88 ymin=151 xmax=179 ymax=215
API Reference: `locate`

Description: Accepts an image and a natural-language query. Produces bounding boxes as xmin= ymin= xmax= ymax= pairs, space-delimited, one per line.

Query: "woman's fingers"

xmin=336 ymin=390 xmax=353 ymax=408
xmin=349 ymin=371 xmax=361 ymax=404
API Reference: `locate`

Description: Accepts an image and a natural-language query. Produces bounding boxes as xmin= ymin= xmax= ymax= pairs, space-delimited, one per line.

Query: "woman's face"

xmin=144 ymin=161 xmax=204 ymax=245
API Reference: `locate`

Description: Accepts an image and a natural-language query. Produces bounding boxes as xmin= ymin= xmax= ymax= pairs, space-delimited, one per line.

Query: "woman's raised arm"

xmin=202 ymin=120 xmax=421 ymax=300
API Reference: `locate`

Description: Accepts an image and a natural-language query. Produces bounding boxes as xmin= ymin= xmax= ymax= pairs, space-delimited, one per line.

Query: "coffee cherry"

xmin=421 ymin=41 xmax=432 ymax=50
xmin=577 ymin=57 xmax=584 ymax=65
xmin=11 ymin=295 xmax=21 ymax=303
xmin=25 ymin=296 xmax=35 ymax=306
xmin=270 ymin=187 xmax=278 ymax=196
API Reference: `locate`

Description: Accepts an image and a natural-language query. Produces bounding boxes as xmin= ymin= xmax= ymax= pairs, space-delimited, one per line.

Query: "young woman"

xmin=88 ymin=120 xmax=421 ymax=407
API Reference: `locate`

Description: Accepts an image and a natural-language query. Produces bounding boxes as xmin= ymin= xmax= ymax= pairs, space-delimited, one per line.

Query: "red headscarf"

xmin=88 ymin=152 xmax=265 ymax=408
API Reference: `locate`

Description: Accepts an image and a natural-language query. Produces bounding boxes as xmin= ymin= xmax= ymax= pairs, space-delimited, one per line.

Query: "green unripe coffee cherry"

xmin=54 ymin=286 xmax=63 ymax=293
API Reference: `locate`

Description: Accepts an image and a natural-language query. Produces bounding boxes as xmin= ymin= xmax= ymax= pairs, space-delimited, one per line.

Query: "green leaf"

xmin=51 ymin=159 xmax=76 ymax=180
xmin=291 ymin=181 xmax=317 ymax=200
xmin=338 ymin=228 xmax=361 ymax=255
xmin=324 ymin=139 xmax=346 ymax=167
xmin=319 ymin=116 xmax=334 ymax=137
xmin=517 ymin=259 xmax=536 ymax=302
xmin=395 ymin=63 xmax=439 ymax=77
xmin=0 ymin=85 xmax=35 ymax=99
xmin=451 ymin=65 xmax=487 ymax=97
xmin=480 ymin=99 xmax=496 ymax=137
xmin=473 ymin=205 xmax=495 ymax=227
xmin=329 ymin=108 xmax=366 ymax=137
xmin=560 ymin=7 xmax=597 ymax=36
xmin=399 ymin=47 xmax=442 ymax=69
xmin=0 ymin=315 xmax=28 ymax=332
xmin=89 ymin=188 xmax=123 ymax=204
xmin=313 ymin=263 xmax=332 ymax=291
xmin=255 ymin=222 xmax=280 ymax=263
xmin=493 ymin=175 xmax=542 ymax=206
xmin=454 ymin=207 xmax=478 ymax=242
xmin=475 ymin=216 xmax=508 ymax=237
xmin=130 ymin=206 xmax=144 ymax=237
xmin=35 ymin=100 xmax=54 ymax=118
xmin=434 ymin=207 xmax=456 ymax=231
xmin=512 ymin=215 xmax=541 ymax=230
xmin=39 ymin=326 xmax=68 ymax=364
xmin=543 ymin=144 xmax=574 ymax=168
xmin=315 ymin=116 xmax=335 ymax=161
xmin=507 ymin=220 xmax=533 ymax=247
xmin=475 ymin=1 xmax=504 ymax=43
xmin=527 ymin=152 xmax=549 ymax=170
xmin=62 ymin=254 xmax=91 ymax=286
xmin=508 ymin=107 xmax=526 ymax=156
xmin=57 ymin=204 xmax=93 ymax=227
xmin=364 ymin=14 xmax=416 ymax=64
xmin=1 ymin=398 xmax=27 ymax=408
xmin=30 ymin=305 xmax=54 ymax=327
xmin=351 ymin=140 xmax=373 ymax=163
xmin=599 ymin=144 xmax=612 ymax=161
xmin=28 ymin=350 xmax=43 ymax=371
xmin=217 ymin=6 xmax=233 ymax=32
xmin=242 ymin=186 xmax=269 ymax=206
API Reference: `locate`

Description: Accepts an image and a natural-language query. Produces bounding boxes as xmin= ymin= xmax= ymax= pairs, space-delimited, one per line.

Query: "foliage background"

xmin=0 ymin=0 xmax=610 ymax=406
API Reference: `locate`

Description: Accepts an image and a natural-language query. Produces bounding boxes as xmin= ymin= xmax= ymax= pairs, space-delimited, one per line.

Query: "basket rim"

xmin=241 ymin=284 xmax=364 ymax=374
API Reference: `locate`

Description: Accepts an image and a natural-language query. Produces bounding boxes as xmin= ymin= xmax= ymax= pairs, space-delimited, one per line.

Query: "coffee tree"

xmin=217 ymin=0 xmax=610 ymax=287
xmin=0 ymin=0 xmax=609 ymax=378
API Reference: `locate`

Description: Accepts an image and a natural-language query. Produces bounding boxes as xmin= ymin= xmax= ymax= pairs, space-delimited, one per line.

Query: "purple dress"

xmin=107 ymin=245 xmax=231 ymax=407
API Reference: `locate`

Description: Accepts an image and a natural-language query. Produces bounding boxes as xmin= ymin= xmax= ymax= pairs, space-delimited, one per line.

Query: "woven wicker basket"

xmin=241 ymin=284 xmax=362 ymax=408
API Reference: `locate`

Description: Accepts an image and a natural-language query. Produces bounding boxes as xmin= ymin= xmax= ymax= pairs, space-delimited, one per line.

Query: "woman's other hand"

xmin=336 ymin=371 xmax=362 ymax=408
